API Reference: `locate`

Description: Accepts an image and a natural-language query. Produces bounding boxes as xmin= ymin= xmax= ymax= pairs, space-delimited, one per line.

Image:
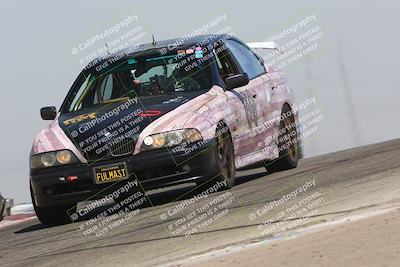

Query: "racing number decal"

xmin=230 ymin=90 xmax=257 ymax=129
xmin=240 ymin=91 xmax=258 ymax=128
xmin=264 ymin=83 xmax=272 ymax=104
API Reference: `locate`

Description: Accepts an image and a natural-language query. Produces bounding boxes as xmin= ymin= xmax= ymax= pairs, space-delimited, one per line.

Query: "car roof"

xmin=85 ymin=34 xmax=236 ymax=72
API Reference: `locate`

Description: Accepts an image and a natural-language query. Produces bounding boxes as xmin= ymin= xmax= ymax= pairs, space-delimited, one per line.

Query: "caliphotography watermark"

xmin=254 ymin=14 xmax=324 ymax=70
xmin=69 ymin=13 xmax=147 ymax=70
xmin=69 ymin=178 xmax=148 ymax=241
xmin=160 ymin=179 xmax=235 ymax=237
xmin=248 ymin=178 xmax=327 ymax=238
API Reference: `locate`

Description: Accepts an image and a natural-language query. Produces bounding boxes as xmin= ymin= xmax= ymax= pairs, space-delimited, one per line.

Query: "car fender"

xmin=183 ymin=87 xmax=238 ymax=147
xmin=133 ymin=86 xmax=238 ymax=154
xmin=30 ymin=115 xmax=87 ymax=163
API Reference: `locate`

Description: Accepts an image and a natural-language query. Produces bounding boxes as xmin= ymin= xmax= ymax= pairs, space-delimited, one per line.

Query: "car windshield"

xmin=64 ymin=49 xmax=213 ymax=112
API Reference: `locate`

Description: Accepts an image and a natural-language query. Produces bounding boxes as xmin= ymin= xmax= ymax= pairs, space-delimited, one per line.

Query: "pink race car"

xmin=30 ymin=34 xmax=300 ymax=224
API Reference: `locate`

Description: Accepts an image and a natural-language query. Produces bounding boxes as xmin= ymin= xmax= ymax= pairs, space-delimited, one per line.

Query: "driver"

xmin=169 ymin=66 xmax=201 ymax=91
xmin=132 ymin=79 xmax=141 ymax=96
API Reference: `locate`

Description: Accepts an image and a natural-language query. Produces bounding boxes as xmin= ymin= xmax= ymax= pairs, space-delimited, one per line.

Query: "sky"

xmin=0 ymin=0 xmax=399 ymax=203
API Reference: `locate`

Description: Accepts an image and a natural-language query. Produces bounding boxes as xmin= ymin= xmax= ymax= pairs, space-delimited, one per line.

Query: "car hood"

xmin=31 ymin=89 xmax=219 ymax=162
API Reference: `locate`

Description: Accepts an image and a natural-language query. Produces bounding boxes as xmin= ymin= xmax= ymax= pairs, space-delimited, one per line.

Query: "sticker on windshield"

xmin=195 ymin=47 xmax=203 ymax=58
xmin=128 ymin=59 xmax=137 ymax=64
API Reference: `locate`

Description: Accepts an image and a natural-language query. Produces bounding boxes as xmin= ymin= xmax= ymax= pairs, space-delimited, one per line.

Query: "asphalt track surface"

xmin=1 ymin=138 xmax=400 ymax=267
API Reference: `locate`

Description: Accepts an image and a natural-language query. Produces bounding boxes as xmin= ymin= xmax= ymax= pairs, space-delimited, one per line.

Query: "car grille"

xmin=110 ymin=138 xmax=135 ymax=157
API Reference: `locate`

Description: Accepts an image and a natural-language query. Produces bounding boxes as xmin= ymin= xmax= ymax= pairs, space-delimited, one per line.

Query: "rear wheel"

xmin=31 ymin=186 xmax=75 ymax=226
xmin=267 ymin=105 xmax=299 ymax=172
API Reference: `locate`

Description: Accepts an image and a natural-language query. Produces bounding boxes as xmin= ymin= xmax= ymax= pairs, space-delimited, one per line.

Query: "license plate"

xmin=93 ymin=162 xmax=128 ymax=184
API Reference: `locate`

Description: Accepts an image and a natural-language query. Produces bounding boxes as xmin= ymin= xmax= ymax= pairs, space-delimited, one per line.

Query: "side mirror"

xmin=225 ymin=73 xmax=249 ymax=90
xmin=40 ymin=106 xmax=57 ymax=120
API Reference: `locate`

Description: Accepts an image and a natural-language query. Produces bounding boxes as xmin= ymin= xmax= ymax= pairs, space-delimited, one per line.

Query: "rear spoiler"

xmin=246 ymin=41 xmax=282 ymax=53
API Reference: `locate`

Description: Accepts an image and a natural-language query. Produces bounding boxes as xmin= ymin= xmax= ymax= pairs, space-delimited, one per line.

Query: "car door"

xmin=222 ymin=39 xmax=275 ymax=158
xmin=212 ymin=41 xmax=251 ymax=159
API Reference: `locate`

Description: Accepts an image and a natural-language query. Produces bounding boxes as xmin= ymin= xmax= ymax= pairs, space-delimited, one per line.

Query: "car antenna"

xmin=152 ymin=34 xmax=157 ymax=46
xmin=104 ymin=42 xmax=111 ymax=55
xmin=101 ymin=26 xmax=111 ymax=55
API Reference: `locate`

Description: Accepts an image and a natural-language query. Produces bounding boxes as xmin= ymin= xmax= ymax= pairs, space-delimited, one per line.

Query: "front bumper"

xmin=30 ymin=141 xmax=219 ymax=208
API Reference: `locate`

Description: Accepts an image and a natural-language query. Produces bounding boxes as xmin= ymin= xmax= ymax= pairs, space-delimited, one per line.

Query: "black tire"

xmin=214 ymin=123 xmax=236 ymax=189
xmin=31 ymin=186 xmax=75 ymax=226
xmin=0 ymin=198 xmax=5 ymax=221
xmin=267 ymin=105 xmax=299 ymax=172
xmin=195 ymin=123 xmax=236 ymax=190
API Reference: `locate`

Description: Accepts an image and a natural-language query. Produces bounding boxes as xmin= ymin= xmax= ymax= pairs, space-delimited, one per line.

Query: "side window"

xmin=95 ymin=73 xmax=129 ymax=103
xmin=99 ymin=74 xmax=114 ymax=101
xmin=213 ymin=42 xmax=240 ymax=80
xmin=225 ymin=40 xmax=265 ymax=79
xmin=69 ymin=74 xmax=92 ymax=112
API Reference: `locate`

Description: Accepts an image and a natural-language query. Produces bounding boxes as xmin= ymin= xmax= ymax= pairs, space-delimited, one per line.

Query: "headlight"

xmin=56 ymin=150 xmax=72 ymax=164
xmin=41 ymin=153 xmax=56 ymax=167
xmin=141 ymin=129 xmax=202 ymax=151
xmin=30 ymin=150 xmax=79 ymax=169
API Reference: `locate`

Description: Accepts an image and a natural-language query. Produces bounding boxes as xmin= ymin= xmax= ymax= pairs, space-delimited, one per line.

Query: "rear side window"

xmin=225 ymin=40 xmax=265 ymax=79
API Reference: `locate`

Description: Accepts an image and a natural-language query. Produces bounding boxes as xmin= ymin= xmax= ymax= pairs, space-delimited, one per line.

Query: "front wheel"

xmin=214 ymin=123 xmax=236 ymax=189
xmin=31 ymin=186 xmax=75 ymax=226
xmin=195 ymin=123 xmax=235 ymax=190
